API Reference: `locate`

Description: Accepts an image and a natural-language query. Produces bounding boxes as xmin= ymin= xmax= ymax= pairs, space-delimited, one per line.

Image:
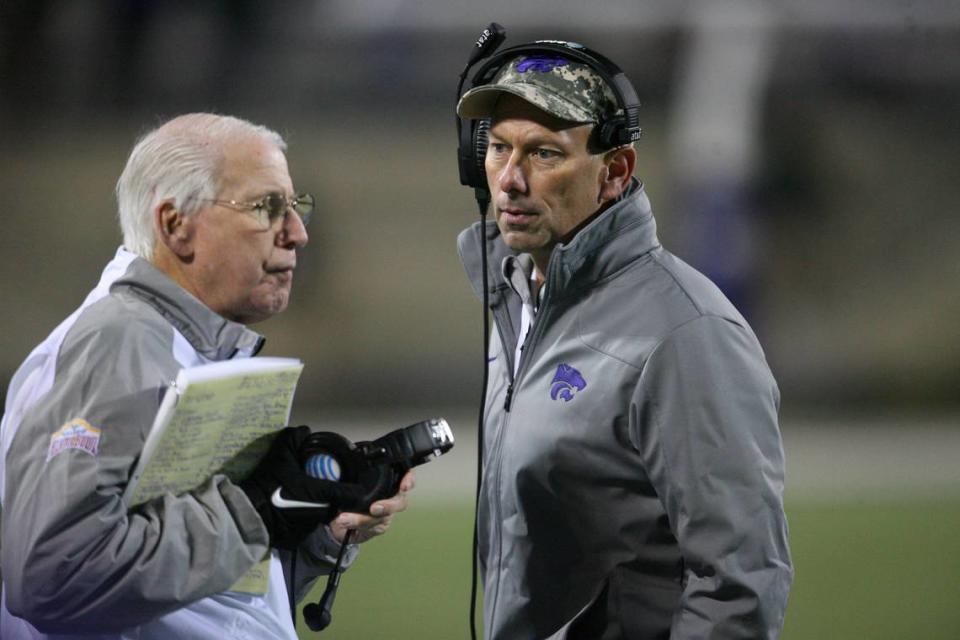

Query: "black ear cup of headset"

xmin=457 ymin=38 xmax=642 ymax=196
xmin=298 ymin=431 xmax=397 ymax=511
xmin=469 ymin=118 xmax=492 ymax=188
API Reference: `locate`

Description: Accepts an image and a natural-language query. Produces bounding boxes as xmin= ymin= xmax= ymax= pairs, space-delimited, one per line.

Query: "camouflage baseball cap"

xmin=457 ymin=53 xmax=620 ymax=124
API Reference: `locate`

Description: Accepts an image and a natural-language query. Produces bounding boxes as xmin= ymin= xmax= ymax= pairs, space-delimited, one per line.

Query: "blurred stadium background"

xmin=1 ymin=1 xmax=957 ymax=638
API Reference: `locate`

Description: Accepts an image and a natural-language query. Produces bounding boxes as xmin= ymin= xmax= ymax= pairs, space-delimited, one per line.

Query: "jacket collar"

xmin=111 ymin=256 xmax=265 ymax=361
xmin=458 ymin=178 xmax=659 ymax=304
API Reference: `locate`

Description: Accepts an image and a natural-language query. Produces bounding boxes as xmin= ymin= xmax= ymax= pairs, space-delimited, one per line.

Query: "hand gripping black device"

xmin=293 ymin=418 xmax=455 ymax=632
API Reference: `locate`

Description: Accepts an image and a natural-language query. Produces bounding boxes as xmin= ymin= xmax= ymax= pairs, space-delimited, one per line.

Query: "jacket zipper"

xmin=484 ymin=254 xmax=557 ymax=628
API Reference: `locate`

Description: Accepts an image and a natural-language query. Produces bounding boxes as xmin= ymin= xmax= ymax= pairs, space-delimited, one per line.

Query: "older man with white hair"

xmin=0 ymin=113 xmax=412 ymax=639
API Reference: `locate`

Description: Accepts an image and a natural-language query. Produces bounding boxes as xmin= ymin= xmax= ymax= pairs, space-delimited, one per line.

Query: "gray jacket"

xmin=458 ymin=181 xmax=793 ymax=639
xmin=0 ymin=248 xmax=341 ymax=639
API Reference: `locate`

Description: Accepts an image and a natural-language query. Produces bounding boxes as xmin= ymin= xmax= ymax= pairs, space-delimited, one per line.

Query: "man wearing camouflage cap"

xmin=456 ymin=44 xmax=793 ymax=639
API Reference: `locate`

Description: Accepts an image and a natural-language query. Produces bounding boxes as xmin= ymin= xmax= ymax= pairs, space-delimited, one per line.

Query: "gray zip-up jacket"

xmin=458 ymin=181 xmax=793 ymax=639
xmin=0 ymin=248 xmax=342 ymax=639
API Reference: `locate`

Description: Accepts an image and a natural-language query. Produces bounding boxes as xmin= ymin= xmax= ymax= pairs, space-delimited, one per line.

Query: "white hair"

xmin=115 ymin=113 xmax=287 ymax=259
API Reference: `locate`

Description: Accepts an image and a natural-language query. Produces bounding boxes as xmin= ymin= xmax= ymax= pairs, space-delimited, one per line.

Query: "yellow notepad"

xmin=123 ymin=357 xmax=304 ymax=594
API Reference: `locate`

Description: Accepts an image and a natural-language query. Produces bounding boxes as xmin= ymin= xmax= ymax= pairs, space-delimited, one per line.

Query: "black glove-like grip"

xmin=239 ymin=425 xmax=366 ymax=550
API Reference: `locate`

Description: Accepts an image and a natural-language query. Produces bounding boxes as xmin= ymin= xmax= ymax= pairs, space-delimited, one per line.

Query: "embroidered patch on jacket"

xmin=550 ymin=363 xmax=587 ymax=402
xmin=46 ymin=418 xmax=102 ymax=462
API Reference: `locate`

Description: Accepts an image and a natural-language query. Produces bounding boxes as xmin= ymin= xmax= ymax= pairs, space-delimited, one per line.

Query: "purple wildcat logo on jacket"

xmin=550 ymin=364 xmax=586 ymax=402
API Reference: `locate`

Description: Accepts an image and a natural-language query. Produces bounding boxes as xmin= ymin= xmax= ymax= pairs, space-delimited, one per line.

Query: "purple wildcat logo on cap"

xmin=550 ymin=363 xmax=586 ymax=402
xmin=516 ymin=56 xmax=569 ymax=74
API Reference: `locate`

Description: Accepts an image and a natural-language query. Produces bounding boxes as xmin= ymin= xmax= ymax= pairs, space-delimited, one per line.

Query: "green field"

xmin=298 ymin=498 xmax=960 ymax=639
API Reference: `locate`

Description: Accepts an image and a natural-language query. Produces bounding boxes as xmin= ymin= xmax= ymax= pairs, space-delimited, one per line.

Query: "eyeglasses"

xmin=203 ymin=192 xmax=315 ymax=228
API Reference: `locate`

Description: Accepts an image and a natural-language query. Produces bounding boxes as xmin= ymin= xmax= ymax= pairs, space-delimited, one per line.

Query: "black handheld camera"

xmin=299 ymin=417 xmax=454 ymax=511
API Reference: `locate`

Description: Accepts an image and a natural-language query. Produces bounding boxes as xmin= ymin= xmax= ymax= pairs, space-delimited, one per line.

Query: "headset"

xmin=454 ymin=23 xmax=642 ymax=640
xmin=456 ymin=24 xmax=642 ymax=213
xmin=287 ymin=419 xmax=454 ymax=633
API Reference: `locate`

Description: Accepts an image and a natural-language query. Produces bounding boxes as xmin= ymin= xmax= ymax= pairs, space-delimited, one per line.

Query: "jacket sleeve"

xmin=1 ymin=320 xmax=270 ymax=633
xmin=630 ymin=314 xmax=793 ymax=639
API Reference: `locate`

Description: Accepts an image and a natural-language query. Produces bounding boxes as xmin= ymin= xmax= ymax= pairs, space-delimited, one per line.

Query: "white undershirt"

xmin=513 ymin=267 xmax=544 ymax=376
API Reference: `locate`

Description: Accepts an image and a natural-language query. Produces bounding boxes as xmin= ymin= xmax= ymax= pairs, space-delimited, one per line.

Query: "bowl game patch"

xmin=47 ymin=418 xmax=102 ymax=462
